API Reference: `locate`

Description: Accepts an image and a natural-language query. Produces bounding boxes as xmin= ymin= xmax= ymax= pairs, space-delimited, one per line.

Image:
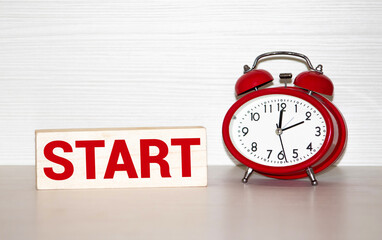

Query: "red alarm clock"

xmin=222 ymin=51 xmax=347 ymax=185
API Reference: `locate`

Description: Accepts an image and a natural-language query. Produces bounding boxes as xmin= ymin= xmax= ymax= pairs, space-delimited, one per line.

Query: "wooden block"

xmin=35 ymin=126 xmax=207 ymax=189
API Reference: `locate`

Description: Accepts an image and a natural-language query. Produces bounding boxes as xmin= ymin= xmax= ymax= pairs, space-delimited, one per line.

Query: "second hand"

xmin=276 ymin=124 xmax=288 ymax=163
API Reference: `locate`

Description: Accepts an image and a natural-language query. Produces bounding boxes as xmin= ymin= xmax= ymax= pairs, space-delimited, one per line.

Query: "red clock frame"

xmin=222 ymin=87 xmax=344 ymax=179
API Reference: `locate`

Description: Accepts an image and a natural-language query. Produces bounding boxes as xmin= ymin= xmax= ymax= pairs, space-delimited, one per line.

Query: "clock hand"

xmin=278 ymin=109 xmax=284 ymax=129
xmin=283 ymin=116 xmax=295 ymax=129
xmin=282 ymin=121 xmax=304 ymax=131
xmin=276 ymin=124 xmax=288 ymax=162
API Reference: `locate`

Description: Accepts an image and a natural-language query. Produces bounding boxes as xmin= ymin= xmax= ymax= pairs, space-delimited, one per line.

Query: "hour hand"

xmin=282 ymin=121 xmax=304 ymax=131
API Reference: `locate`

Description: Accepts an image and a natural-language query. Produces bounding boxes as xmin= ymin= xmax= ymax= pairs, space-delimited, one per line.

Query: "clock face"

xmin=228 ymin=94 xmax=327 ymax=167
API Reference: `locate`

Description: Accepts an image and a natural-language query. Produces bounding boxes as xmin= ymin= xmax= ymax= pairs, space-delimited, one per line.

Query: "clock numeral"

xmin=305 ymin=111 xmax=312 ymax=120
xmin=307 ymin=142 xmax=313 ymax=151
xmin=293 ymin=149 xmax=299 ymax=158
xmin=295 ymin=104 xmax=298 ymax=113
xmin=277 ymin=103 xmax=286 ymax=112
xmin=267 ymin=149 xmax=272 ymax=158
xmin=277 ymin=150 xmax=285 ymax=160
xmin=251 ymin=142 xmax=257 ymax=152
xmin=250 ymin=112 xmax=260 ymax=121
xmin=242 ymin=127 xmax=249 ymax=136
xmin=264 ymin=104 xmax=272 ymax=113
xmin=315 ymin=126 xmax=321 ymax=136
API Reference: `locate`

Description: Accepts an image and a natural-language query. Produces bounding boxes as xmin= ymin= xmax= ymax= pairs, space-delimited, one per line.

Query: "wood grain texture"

xmin=1 ymin=0 xmax=382 ymax=165
xmin=2 ymin=166 xmax=382 ymax=240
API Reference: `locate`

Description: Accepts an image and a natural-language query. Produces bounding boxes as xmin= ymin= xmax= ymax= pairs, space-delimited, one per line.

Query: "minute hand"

xmin=278 ymin=110 xmax=284 ymax=129
xmin=282 ymin=121 xmax=304 ymax=131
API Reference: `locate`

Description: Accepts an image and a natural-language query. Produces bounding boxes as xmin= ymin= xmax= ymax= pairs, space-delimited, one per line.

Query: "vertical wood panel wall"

xmin=1 ymin=0 xmax=381 ymax=165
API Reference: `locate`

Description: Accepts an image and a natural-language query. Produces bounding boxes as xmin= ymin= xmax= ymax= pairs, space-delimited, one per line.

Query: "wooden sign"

xmin=35 ymin=126 xmax=207 ymax=189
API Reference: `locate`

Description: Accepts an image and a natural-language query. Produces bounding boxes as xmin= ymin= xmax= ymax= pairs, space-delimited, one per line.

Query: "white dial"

xmin=229 ymin=94 xmax=327 ymax=167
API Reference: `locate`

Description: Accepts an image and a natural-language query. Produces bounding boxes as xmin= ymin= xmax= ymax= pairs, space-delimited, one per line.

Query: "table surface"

xmin=1 ymin=166 xmax=382 ymax=240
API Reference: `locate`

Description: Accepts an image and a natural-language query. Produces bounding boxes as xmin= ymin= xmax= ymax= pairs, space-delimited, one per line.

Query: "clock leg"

xmin=306 ymin=167 xmax=318 ymax=186
xmin=242 ymin=167 xmax=254 ymax=183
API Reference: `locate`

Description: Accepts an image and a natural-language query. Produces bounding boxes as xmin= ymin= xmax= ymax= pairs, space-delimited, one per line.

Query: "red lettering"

xmin=43 ymin=137 xmax=198 ymax=181
xmin=75 ymin=140 xmax=105 ymax=179
xmin=43 ymin=141 xmax=74 ymax=180
xmin=171 ymin=138 xmax=200 ymax=177
xmin=140 ymin=139 xmax=171 ymax=178
xmin=104 ymin=140 xmax=138 ymax=179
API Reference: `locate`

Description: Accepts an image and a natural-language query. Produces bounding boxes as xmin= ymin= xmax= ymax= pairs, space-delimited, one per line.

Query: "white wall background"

xmin=0 ymin=0 xmax=381 ymax=165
